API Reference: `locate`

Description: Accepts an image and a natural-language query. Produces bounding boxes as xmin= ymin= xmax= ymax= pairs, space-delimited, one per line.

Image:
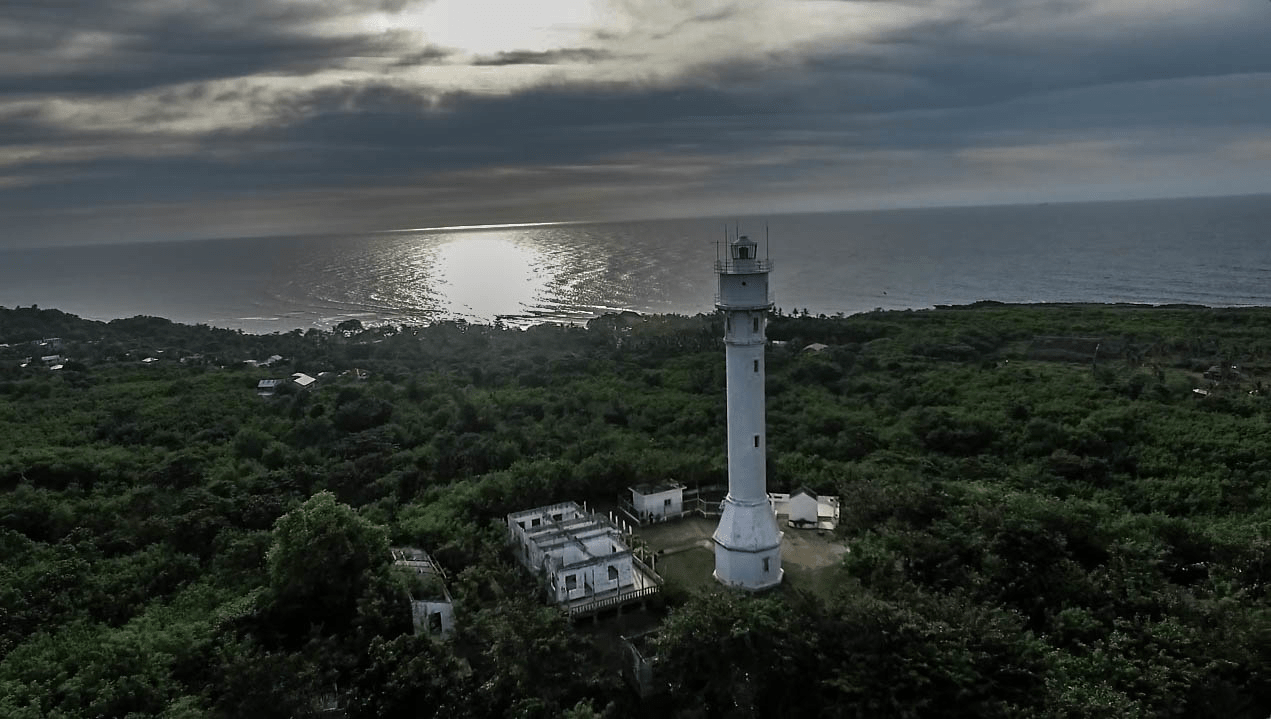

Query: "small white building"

xmin=291 ymin=372 xmax=317 ymax=389
xmin=788 ymin=488 xmax=820 ymax=526
xmin=629 ymin=481 xmax=685 ymax=522
xmin=508 ymin=502 xmax=658 ymax=618
xmin=257 ymin=378 xmax=284 ymax=396
xmin=390 ymin=547 xmax=454 ymax=638
xmin=784 ymin=487 xmax=841 ymax=530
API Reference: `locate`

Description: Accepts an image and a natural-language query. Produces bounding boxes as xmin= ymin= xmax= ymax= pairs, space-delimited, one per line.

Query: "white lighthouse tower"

xmin=713 ymin=233 xmax=783 ymax=590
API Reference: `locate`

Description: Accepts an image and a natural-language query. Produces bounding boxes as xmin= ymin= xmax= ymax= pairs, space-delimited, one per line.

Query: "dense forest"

xmin=2 ymin=302 xmax=1270 ymax=718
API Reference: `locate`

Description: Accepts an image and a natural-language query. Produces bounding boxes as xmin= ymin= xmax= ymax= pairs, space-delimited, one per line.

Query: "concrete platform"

xmin=636 ymin=515 xmax=848 ymax=596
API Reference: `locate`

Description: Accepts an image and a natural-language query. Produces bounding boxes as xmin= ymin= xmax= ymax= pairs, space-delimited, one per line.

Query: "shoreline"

xmin=4 ymin=299 xmax=1271 ymax=339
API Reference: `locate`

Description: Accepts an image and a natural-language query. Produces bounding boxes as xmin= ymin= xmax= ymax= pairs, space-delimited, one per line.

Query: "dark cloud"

xmin=0 ymin=0 xmax=420 ymax=95
xmin=471 ymin=48 xmax=616 ymax=66
xmin=0 ymin=106 xmax=58 ymax=146
xmin=856 ymin=2 xmax=1271 ymax=112
xmin=0 ymin=36 xmax=407 ymax=95
xmin=0 ymin=79 xmax=785 ymax=225
xmin=393 ymin=47 xmax=455 ymax=67
xmin=649 ymin=5 xmax=742 ymax=41
xmin=4 ymin=0 xmax=1271 ymax=245
xmin=198 ymin=82 xmax=770 ymax=186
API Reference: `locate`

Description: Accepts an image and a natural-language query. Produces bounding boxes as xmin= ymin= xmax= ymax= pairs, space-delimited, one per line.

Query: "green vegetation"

xmin=2 ymin=302 xmax=1270 ymax=717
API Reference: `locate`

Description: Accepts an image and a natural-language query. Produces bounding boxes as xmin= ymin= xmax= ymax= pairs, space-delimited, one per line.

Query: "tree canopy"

xmin=2 ymin=303 xmax=1271 ymax=717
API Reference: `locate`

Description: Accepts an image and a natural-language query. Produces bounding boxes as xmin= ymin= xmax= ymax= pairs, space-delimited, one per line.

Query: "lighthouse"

xmin=713 ymin=233 xmax=783 ymax=590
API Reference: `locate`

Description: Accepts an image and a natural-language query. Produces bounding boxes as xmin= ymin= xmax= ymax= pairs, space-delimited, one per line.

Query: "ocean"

xmin=2 ymin=194 xmax=1269 ymax=334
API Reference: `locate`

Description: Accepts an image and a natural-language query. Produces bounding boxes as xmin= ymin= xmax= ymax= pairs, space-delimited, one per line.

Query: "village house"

xmin=244 ymin=354 xmax=284 ymax=368
xmin=1204 ymin=364 xmax=1242 ymax=381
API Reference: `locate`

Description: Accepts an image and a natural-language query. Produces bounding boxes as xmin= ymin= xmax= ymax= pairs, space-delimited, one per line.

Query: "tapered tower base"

xmin=712 ymin=496 xmax=783 ymax=591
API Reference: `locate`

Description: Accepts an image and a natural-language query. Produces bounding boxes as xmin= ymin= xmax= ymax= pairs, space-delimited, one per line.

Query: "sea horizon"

xmin=14 ymin=190 xmax=1271 ymax=253
xmin=3 ymin=193 xmax=1270 ymax=335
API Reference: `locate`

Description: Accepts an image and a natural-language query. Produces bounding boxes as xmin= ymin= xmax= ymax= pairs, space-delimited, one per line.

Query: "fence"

xmin=567 ymin=585 xmax=660 ymax=620
xmin=619 ymin=495 xmax=724 ymax=526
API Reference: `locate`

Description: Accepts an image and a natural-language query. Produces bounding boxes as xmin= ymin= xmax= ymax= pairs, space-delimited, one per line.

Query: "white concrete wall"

xmin=718 ymin=273 xmax=770 ymax=310
xmin=551 ymin=555 xmax=635 ymax=602
xmin=789 ymin=493 xmax=819 ymax=524
xmin=724 ymin=316 xmax=766 ymax=504
xmin=559 ymin=544 xmax=588 ymax=565
xmin=633 ymin=487 xmax=683 ymax=519
xmin=410 ymin=599 xmax=454 ymax=637
xmin=508 ymin=502 xmax=586 ymax=572
xmin=581 ymin=534 xmax=621 ymax=556
xmin=713 ymin=541 xmax=782 ymax=591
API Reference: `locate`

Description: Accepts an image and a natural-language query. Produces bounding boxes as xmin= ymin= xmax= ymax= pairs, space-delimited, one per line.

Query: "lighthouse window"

xmin=753 ymin=359 xmax=759 ymax=372
xmin=738 ymin=246 xmax=750 ymax=259
xmin=752 ymin=317 xmax=759 ymax=332
xmin=565 ymin=574 xmax=577 ymax=590
xmin=608 ymin=565 xmax=619 ymax=581
xmin=754 ymin=435 xmax=760 ymax=447
xmin=763 ymin=557 xmax=770 ymax=572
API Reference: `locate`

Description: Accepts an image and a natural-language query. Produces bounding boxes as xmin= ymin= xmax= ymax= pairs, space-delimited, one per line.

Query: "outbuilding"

xmin=786 ymin=487 xmax=841 ymax=530
xmin=390 ymin=547 xmax=454 ymax=637
xmin=628 ymin=481 xmax=685 ymax=522
xmin=788 ymin=487 xmax=820 ymax=526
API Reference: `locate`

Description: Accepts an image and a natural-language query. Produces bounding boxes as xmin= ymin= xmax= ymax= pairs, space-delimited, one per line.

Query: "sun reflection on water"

xmin=431 ymin=232 xmax=551 ymax=323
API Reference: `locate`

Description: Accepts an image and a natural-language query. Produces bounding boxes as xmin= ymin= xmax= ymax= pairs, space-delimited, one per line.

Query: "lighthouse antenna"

xmin=765 ymin=222 xmax=770 ymax=259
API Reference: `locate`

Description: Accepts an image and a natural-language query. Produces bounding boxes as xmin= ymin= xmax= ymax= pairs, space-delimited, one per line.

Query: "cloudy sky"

xmin=2 ymin=0 xmax=1270 ymax=246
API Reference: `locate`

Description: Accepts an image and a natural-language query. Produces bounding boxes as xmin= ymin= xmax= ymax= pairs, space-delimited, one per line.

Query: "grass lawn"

xmin=655 ymin=546 xmax=717 ymax=593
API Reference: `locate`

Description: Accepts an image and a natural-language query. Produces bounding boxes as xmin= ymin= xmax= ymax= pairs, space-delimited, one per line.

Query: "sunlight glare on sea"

xmin=431 ymin=232 xmax=552 ymax=323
